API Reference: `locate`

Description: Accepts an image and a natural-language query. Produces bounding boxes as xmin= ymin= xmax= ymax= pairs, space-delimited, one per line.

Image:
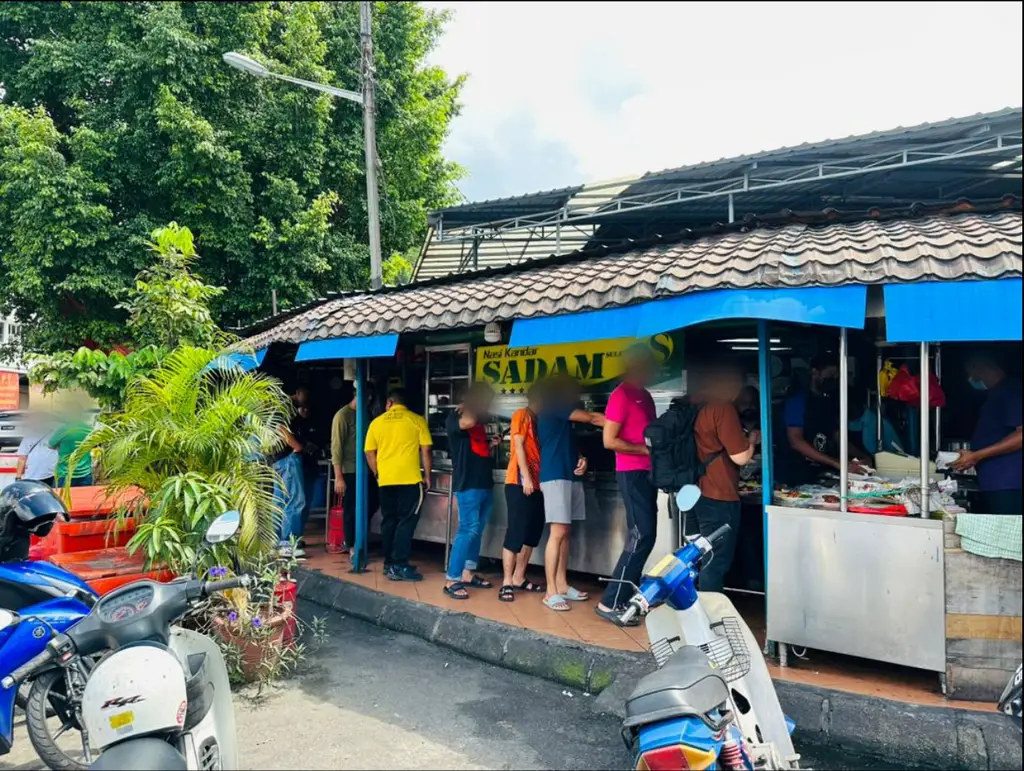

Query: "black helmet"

xmin=0 ymin=480 xmax=69 ymax=546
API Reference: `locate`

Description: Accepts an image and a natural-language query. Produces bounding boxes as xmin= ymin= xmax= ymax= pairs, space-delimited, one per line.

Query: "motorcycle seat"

xmin=91 ymin=737 xmax=187 ymax=770
xmin=623 ymin=646 xmax=730 ymax=731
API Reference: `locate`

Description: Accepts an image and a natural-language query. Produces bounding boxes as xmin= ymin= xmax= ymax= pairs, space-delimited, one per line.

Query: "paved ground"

xmin=1 ymin=610 xmax=931 ymax=770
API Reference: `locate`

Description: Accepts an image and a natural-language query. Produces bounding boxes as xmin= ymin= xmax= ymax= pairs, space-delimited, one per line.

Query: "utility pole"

xmin=360 ymin=1 xmax=383 ymax=291
xmin=271 ymin=289 xmax=278 ymax=316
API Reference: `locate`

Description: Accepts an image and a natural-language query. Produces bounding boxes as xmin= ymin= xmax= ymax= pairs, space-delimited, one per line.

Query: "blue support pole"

xmin=352 ymin=359 xmax=369 ymax=573
xmin=757 ymin=320 xmax=774 ymax=613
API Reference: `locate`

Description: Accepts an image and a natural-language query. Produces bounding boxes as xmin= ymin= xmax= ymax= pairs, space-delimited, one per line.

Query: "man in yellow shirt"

xmin=364 ymin=388 xmax=432 ymax=581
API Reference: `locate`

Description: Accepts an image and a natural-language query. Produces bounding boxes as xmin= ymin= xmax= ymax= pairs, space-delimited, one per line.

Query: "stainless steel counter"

xmin=414 ymin=466 xmax=681 ymax=577
xmin=766 ymin=505 xmax=946 ymax=672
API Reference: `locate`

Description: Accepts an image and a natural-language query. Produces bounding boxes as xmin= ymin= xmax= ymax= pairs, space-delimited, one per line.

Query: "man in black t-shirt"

xmin=443 ymin=382 xmax=498 ymax=600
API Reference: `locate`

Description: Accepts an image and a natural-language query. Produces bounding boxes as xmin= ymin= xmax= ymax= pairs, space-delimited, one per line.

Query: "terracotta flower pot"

xmin=213 ymin=605 xmax=294 ymax=682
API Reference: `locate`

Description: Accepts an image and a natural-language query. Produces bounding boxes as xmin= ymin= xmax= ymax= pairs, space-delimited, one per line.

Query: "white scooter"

xmin=617 ymin=486 xmax=799 ymax=770
xmin=2 ymin=511 xmax=247 ymax=770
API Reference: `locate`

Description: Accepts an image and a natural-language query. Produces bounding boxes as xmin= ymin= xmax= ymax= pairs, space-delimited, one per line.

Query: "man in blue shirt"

xmin=951 ymin=353 xmax=1022 ymax=515
xmin=536 ymin=375 xmax=604 ymax=612
xmin=778 ymin=355 xmax=869 ymax=485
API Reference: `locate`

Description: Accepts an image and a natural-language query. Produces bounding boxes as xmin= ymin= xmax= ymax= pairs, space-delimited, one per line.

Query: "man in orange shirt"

xmin=689 ymin=363 xmax=760 ymax=592
xmin=498 ymin=385 xmax=546 ymax=602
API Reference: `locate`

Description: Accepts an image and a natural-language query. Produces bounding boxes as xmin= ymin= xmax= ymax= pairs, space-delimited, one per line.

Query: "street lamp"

xmin=222 ymin=42 xmax=383 ymax=291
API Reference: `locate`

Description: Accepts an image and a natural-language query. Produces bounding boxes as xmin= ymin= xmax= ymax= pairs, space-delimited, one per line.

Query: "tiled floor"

xmin=301 ymin=541 xmax=990 ymax=712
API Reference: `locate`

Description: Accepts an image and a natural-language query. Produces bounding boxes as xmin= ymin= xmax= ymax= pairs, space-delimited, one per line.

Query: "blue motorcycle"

xmin=1 ymin=481 xmax=99 ymax=769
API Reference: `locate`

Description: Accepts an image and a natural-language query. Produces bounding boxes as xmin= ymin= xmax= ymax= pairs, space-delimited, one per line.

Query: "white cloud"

xmin=426 ymin=1 xmax=1023 ymax=200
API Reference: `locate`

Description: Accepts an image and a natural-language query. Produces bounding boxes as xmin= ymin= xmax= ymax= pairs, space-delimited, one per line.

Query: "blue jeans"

xmin=446 ymin=488 xmax=494 ymax=581
xmin=274 ymin=453 xmax=307 ymax=545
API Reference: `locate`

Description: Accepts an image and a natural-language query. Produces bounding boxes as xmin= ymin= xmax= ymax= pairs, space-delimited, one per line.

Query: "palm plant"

xmin=70 ymin=346 xmax=290 ymax=571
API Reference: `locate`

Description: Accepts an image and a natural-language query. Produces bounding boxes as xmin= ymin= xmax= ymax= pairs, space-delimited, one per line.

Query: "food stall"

xmin=412 ymin=331 xmax=688 ymax=576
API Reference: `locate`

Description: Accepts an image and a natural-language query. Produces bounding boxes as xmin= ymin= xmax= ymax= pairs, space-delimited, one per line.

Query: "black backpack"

xmin=643 ymin=396 xmax=721 ymax=493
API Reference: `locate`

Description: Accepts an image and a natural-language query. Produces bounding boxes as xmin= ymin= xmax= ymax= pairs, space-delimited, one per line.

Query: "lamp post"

xmin=223 ymin=37 xmax=383 ymax=291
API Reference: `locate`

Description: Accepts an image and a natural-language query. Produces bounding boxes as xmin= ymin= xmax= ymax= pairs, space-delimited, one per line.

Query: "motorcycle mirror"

xmin=206 ymin=510 xmax=241 ymax=544
xmin=676 ymin=485 xmax=702 ymax=512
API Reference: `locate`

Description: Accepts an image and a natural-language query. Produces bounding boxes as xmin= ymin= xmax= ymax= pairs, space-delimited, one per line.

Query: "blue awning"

xmin=635 ymin=285 xmax=868 ymax=337
xmin=207 ymin=348 xmax=267 ymax=373
xmin=883 ymin=280 xmax=1022 ymax=342
xmin=295 ymin=334 xmax=399 ymax=361
xmin=508 ymin=305 xmax=644 ymax=348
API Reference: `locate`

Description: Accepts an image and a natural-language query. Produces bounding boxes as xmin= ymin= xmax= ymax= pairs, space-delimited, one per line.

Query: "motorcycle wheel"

xmin=16 ymin=684 xmax=57 ymax=717
xmin=24 ymin=669 xmax=91 ymax=771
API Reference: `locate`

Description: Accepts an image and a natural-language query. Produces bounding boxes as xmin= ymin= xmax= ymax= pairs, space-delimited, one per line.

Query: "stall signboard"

xmin=475 ymin=333 xmax=681 ymax=394
xmin=0 ymin=370 xmax=19 ymax=411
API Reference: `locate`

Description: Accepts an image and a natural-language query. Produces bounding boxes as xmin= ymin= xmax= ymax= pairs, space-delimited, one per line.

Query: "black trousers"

xmin=378 ymin=483 xmax=423 ymax=567
xmin=689 ymin=497 xmax=741 ymax=592
xmin=342 ymin=471 xmax=380 ymax=548
xmin=601 ymin=471 xmax=659 ymax=609
xmin=981 ymin=489 xmax=1022 ymax=515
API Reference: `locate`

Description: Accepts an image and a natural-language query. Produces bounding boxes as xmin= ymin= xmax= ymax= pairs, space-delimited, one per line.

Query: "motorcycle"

xmin=998 ymin=663 xmax=1022 ymax=729
xmin=3 ymin=510 xmax=247 ymax=771
xmin=1 ymin=480 xmax=99 ymax=769
xmin=616 ymin=485 xmax=800 ymax=771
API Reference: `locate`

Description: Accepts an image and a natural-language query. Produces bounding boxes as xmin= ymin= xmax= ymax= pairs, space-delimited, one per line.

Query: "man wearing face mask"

xmin=950 ymin=352 xmax=1022 ymax=515
xmin=779 ymin=354 xmax=868 ymax=485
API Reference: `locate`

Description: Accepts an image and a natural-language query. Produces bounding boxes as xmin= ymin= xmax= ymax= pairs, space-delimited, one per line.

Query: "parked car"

xmin=0 ymin=411 xmax=26 ymax=453
xmin=0 ymin=409 xmax=101 ymax=454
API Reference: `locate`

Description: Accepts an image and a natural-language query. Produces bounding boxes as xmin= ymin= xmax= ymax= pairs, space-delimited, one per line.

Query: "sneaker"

xmin=385 ymin=565 xmax=423 ymax=582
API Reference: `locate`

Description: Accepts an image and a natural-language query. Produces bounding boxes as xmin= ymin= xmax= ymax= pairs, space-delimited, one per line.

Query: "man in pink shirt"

xmin=596 ymin=344 xmax=658 ymax=625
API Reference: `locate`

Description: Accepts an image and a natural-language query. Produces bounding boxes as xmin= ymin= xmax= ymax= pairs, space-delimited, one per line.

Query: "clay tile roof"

xmin=242 ymin=201 xmax=1022 ymax=349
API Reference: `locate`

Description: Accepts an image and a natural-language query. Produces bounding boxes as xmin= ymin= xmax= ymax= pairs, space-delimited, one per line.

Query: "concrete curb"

xmin=296 ymin=567 xmax=1022 ymax=769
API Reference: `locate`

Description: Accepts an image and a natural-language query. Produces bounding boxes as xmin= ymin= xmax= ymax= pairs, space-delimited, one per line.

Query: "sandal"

xmin=565 ymin=586 xmax=589 ymax=602
xmin=543 ymin=594 xmax=571 ymax=612
xmin=468 ymin=575 xmax=493 ymax=589
xmin=443 ymin=582 xmax=470 ymax=600
xmin=515 ymin=580 xmax=545 ymax=593
xmin=498 ymin=585 xmax=515 ymax=602
xmin=595 ymin=605 xmax=640 ymax=627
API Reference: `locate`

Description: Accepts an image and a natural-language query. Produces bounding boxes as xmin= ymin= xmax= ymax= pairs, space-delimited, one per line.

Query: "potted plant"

xmin=197 ymin=548 xmax=324 ymax=690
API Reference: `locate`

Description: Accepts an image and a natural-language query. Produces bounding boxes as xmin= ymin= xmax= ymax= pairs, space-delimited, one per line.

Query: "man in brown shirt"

xmin=690 ymin=363 xmax=760 ymax=591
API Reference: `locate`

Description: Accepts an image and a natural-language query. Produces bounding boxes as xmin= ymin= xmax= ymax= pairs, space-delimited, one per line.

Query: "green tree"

xmin=28 ymin=223 xmax=230 ymax=409
xmin=0 ymin=1 xmax=463 ymax=352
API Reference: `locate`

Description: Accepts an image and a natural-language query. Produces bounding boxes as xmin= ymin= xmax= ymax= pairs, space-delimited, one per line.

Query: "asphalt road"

xmin=1 ymin=610 xmax=933 ymax=770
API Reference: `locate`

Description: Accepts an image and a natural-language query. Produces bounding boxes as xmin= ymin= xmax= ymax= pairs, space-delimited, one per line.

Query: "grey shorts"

xmin=539 ymin=479 xmax=586 ymax=525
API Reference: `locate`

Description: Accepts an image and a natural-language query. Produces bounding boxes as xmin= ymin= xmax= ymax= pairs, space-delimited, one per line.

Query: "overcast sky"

xmin=426 ymin=1 xmax=1023 ymax=203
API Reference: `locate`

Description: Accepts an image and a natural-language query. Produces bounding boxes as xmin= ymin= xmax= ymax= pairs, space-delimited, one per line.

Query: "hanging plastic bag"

xmin=886 ymin=364 xmax=946 ymax=408
xmin=879 ymin=360 xmax=898 ymax=398
xmin=887 ymin=365 xmax=918 ymax=403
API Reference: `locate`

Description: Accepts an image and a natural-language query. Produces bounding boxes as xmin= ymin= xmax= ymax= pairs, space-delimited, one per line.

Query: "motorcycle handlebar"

xmin=706 ymin=524 xmax=732 ymax=547
xmin=2 ymin=646 xmax=55 ymax=689
xmin=203 ymin=575 xmax=250 ymax=596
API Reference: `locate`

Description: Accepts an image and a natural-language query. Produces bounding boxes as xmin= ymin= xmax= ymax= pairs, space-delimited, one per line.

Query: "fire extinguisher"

xmin=327 ymin=504 xmax=345 ymax=553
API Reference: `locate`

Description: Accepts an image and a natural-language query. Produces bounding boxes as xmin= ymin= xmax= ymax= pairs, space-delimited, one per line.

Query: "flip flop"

xmin=515 ymin=580 xmax=545 ymax=593
xmin=443 ymin=582 xmax=469 ymax=600
xmin=498 ymin=585 xmax=515 ymax=602
xmin=468 ymin=575 xmax=493 ymax=589
xmin=543 ymin=594 xmax=571 ymax=612
xmin=565 ymin=586 xmax=589 ymax=602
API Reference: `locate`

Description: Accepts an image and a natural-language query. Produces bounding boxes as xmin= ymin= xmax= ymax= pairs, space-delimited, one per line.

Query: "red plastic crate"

xmin=54 ymin=517 xmax=136 ymax=555
xmin=48 ymin=547 xmax=174 ymax=596
xmin=61 ymin=486 xmax=145 ymax=520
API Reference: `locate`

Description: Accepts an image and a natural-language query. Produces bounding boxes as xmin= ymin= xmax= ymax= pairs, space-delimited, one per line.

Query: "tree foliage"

xmin=0 ymin=1 xmax=463 ymax=351
xmin=69 ymin=346 xmax=291 ymax=570
xmin=29 ymin=223 xmax=229 ymax=409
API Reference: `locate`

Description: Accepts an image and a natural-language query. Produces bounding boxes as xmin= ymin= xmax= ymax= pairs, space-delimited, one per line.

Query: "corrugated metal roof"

xmin=415 ymin=108 xmax=1022 ymax=280
xmin=244 ymin=200 xmax=1022 ymax=349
